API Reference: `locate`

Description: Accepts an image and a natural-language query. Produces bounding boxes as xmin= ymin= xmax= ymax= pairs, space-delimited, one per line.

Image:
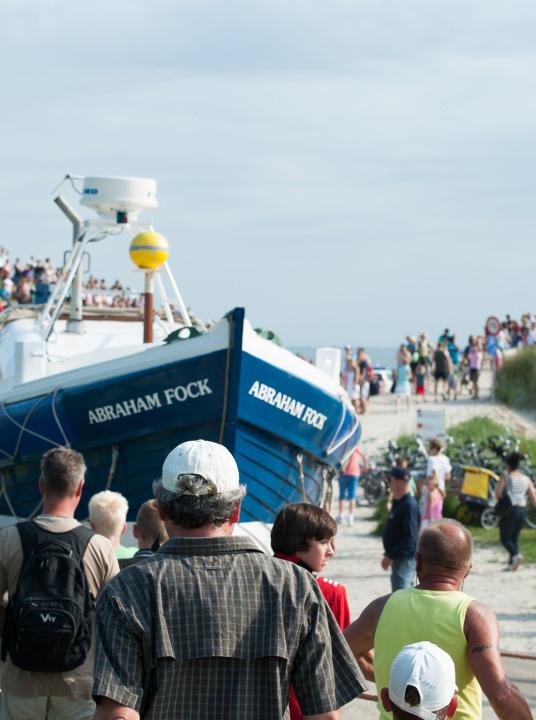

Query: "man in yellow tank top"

xmin=344 ymin=520 xmax=532 ymax=720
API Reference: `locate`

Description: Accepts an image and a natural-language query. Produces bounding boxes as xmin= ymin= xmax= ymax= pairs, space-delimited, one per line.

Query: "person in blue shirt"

xmin=381 ymin=467 xmax=421 ymax=591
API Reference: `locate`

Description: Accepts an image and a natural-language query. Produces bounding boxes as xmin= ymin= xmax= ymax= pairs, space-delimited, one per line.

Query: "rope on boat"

xmin=296 ymin=452 xmax=312 ymax=503
xmin=218 ymin=317 xmax=233 ymax=445
xmin=0 ymin=388 xmax=73 ymax=518
xmin=320 ymin=465 xmax=336 ymax=512
xmin=0 ymin=472 xmax=19 ymax=518
xmin=104 ymin=445 xmax=119 ymax=491
xmin=0 ymin=387 xmax=72 ymax=457
xmin=51 ymin=386 xmax=71 ymax=447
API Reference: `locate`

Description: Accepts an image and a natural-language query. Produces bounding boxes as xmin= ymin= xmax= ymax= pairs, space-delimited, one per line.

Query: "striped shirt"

xmin=507 ymin=472 xmax=531 ymax=507
xmin=93 ymin=536 xmax=366 ymax=719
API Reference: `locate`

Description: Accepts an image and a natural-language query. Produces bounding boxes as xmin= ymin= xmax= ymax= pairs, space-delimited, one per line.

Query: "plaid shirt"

xmin=93 ymin=536 xmax=366 ymax=719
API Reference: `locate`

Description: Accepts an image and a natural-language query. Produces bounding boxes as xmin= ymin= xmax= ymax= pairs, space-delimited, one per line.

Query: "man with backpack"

xmin=0 ymin=447 xmax=118 ymax=720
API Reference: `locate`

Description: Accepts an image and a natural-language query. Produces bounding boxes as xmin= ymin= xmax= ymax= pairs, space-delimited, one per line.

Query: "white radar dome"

xmin=80 ymin=176 xmax=158 ymax=222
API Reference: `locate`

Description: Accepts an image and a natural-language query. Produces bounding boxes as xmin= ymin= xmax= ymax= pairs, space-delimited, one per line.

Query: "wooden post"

xmin=143 ymin=272 xmax=154 ymax=343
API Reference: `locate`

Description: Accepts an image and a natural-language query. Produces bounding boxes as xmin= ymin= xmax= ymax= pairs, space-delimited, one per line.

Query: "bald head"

xmin=417 ymin=520 xmax=473 ymax=571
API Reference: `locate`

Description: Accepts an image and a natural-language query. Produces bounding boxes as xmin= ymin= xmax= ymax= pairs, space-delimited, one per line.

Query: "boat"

xmin=0 ymin=176 xmax=360 ymax=525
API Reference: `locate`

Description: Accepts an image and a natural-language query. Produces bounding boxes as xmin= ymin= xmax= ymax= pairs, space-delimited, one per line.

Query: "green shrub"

xmin=448 ymin=417 xmax=505 ymax=446
xmin=496 ymin=347 xmax=536 ymax=409
xmin=372 ymin=498 xmax=389 ymax=535
xmin=443 ymin=494 xmax=460 ymax=519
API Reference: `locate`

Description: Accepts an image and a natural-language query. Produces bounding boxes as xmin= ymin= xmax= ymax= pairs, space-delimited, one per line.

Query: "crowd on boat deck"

xmin=0 ymin=441 xmax=532 ymax=720
xmin=0 ymin=247 xmax=144 ymax=311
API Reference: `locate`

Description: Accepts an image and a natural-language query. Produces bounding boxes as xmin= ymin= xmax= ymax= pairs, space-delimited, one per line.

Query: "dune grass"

xmin=496 ymin=347 xmax=536 ymax=410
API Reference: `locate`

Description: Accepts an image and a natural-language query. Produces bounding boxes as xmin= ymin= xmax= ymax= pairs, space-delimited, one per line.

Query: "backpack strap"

xmin=16 ymin=520 xmax=94 ymax=561
xmin=16 ymin=520 xmax=42 ymax=561
xmin=68 ymin=525 xmax=94 ymax=560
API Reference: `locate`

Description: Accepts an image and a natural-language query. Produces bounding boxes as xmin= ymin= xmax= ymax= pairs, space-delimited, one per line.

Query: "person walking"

xmin=344 ymin=520 xmax=533 ymax=720
xmin=0 ymin=448 xmax=118 ymax=720
xmin=93 ymin=440 xmax=366 ymax=720
xmin=337 ymin=445 xmax=368 ymax=525
xmin=357 ymin=348 xmax=372 ymax=414
xmin=469 ymin=338 xmax=484 ymax=399
xmin=381 ymin=467 xmax=420 ymax=591
xmin=395 ymin=358 xmax=412 ymax=413
xmin=342 ymin=348 xmax=360 ymax=413
xmin=432 ymin=343 xmax=451 ymax=401
xmin=380 ymin=642 xmax=458 ymax=720
xmin=495 ymin=451 xmax=536 ymax=571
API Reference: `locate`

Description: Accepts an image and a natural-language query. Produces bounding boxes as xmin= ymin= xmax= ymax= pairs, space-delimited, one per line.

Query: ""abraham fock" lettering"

xmin=88 ymin=379 xmax=212 ymax=425
xmin=248 ymin=380 xmax=327 ymax=430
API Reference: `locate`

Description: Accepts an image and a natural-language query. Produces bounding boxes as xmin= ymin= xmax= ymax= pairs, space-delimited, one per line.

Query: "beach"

xmin=327 ymin=371 xmax=536 ymax=718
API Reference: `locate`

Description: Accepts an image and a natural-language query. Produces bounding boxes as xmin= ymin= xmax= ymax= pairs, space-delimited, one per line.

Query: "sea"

xmin=290 ymin=346 xmax=397 ymax=370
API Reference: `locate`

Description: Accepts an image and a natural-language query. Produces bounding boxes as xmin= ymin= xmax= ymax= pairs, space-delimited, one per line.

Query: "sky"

xmin=2 ymin=0 xmax=536 ymax=347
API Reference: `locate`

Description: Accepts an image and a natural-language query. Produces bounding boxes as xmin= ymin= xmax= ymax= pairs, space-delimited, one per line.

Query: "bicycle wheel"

xmin=525 ymin=506 xmax=536 ymax=529
xmin=480 ymin=507 xmax=499 ymax=530
xmin=364 ymin=473 xmax=387 ymax=505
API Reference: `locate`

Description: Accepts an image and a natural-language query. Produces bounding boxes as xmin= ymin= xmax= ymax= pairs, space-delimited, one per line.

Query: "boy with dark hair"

xmin=272 ymin=503 xmax=352 ymax=720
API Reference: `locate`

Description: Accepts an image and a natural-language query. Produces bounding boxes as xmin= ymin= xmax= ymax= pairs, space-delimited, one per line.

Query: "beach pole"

xmin=143 ymin=271 xmax=154 ymax=344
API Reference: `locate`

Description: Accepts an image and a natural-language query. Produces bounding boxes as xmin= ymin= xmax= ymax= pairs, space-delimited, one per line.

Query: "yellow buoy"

xmin=129 ymin=231 xmax=169 ymax=270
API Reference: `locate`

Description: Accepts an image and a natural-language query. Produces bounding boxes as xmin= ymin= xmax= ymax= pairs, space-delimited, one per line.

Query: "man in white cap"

xmin=381 ymin=642 xmax=457 ymax=720
xmin=92 ymin=440 xmax=367 ymax=720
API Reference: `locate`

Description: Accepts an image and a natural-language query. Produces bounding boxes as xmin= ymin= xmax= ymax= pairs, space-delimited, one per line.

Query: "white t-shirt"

xmin=426 ymin=453 xmax=452 ymax=491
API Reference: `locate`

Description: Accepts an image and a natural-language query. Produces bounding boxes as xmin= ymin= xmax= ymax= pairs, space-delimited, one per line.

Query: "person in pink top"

xmin=420 ymin=470 xmax=444 ymax=528
xmin=337 ymin=446 xmax=368 ymax=526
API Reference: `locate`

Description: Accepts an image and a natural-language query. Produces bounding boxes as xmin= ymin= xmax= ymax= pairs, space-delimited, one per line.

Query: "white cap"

xmin=389 ymin=642 xmax=456 ymax=720
xmin=161 ymin=440 xmax=240 ymax=497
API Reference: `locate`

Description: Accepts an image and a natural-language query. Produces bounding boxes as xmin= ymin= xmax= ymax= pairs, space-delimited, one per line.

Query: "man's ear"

xmin=157 ymin=505 xmax=168 ymax=521
xmin=380 ymin=688 xmax=392 ymax=712
xmin=133 ymin=524 xmax=140 ymax=539
xmin=447 ymin=695 xmax=458 ymax=718
xmin=121 ymin=522 xmax=127 ymax=536
xmin=38 ymin=477 xmax=45 ymax=497
xmin=75 ymin=480 xmax=84 ymax=499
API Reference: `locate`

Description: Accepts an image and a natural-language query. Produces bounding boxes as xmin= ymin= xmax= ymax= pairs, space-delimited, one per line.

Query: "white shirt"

xmin=426 ymin=453 xmax=452 ymax=491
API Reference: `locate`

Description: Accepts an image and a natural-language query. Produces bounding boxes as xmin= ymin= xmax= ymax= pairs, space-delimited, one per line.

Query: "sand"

xmin=326 ymin=372 xmax=536 ymax=718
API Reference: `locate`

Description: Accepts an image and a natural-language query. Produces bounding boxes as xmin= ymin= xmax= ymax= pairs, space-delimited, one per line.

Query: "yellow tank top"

xmin=374 ymin=588 xmax=482 ymax=720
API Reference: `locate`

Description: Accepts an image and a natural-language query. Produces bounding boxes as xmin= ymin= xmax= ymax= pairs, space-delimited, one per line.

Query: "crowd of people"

xmin=0 ymin=248 xmax=144 ymax=313
xmin=343 ymin=318 xmax=536 ymax=412
xmin=0 ymin=440 xmax=533 ymax=719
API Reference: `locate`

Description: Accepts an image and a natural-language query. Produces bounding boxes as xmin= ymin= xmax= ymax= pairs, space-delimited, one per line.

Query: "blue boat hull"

xmin=0 ymin=309 xmax=360 ymax=523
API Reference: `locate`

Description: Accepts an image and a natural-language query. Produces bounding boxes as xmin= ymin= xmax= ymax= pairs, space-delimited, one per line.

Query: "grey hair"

xmin=152 ymin=474 xmax=246 ymax=528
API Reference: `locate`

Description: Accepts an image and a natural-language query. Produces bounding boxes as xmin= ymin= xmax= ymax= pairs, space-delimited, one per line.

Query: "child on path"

xmin=414 ymin=362 xmax=426 ymax=403
xmin=420 ymin=469 xmax=444 ymax=528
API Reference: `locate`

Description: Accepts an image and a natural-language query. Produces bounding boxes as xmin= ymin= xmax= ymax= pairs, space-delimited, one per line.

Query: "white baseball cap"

xmin=161 ymin=440 xmax=240 ymax=496
xmin=389 ymin=642 xmax=456 ymax=720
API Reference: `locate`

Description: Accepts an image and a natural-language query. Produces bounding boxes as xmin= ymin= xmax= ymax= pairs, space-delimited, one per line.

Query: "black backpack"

xmin=2 ymin=520 xmax=95 ymax=673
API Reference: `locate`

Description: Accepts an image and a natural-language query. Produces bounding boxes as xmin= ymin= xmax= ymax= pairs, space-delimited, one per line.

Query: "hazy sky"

xmin=2 ymin=1 xmax=535 ymax=346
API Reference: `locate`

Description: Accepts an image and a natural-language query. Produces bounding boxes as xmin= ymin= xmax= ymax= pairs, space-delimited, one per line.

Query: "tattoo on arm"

xmin=471 ymin=643 xmax=499 ymax=654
